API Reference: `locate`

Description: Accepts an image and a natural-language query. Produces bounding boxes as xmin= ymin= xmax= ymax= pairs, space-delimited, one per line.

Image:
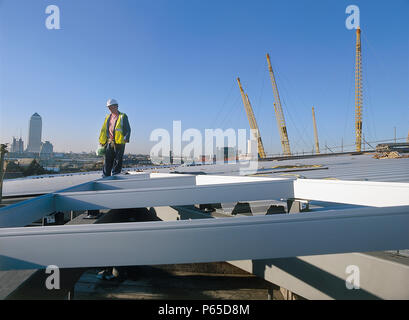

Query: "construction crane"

xmin=237 ymin=77 xmax=266 ymax=158
xmin=355 ymin=27 xmax=363 ymax=152
xmin=312 ymin=106 xmax=320 ymax=154
xmin=266 ymin=53 xmax=291 ymax=156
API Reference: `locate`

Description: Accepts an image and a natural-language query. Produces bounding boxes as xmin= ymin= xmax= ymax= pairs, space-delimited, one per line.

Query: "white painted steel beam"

xmin=0 ymin=194 xmax=55 ymax=228
xmin=2 ymin=173 xmax=100 ymax=197
xmin=294 ymin=179 xmax=409 ymax=207
xmin=229 ymin=252 xmax=409 ymax=300
xmin=155 ymin=206 xmax=409 ymax=300
xmin=94 ymin=175 xmax=196 ymax=190
xmin=0 ymin=180 xmax=96 ymax=228
xmin=0 ymin=175 xmax=293 ymax=228
xmin=54 ymin=178 xmax=294 ymax=211
xmin=2 ymin=175 xmax=409 ymax=230
xmin=0 ymin=206 xmax=408 ymax=270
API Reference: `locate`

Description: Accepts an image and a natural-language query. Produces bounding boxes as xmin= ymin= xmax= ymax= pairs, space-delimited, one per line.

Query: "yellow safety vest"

xmin=99 ymin=113 xmax=126 ymax=145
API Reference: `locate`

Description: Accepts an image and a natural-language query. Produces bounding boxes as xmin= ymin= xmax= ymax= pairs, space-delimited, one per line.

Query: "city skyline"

xmin=0 ymin=0 xmax=408 ymax=154
xmin=7 ymin=112 xmax=55 ymax=155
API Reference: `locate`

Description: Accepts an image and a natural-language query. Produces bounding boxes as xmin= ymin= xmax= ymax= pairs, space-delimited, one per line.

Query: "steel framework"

xmin=0 ymin=173 xmax=408 ymax=271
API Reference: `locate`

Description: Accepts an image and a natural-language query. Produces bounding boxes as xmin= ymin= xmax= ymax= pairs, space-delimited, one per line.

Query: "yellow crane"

xmin=312 ymin=106 xmax=320 ymax=154
xmin=266 ymin=53 xmax=291 ymax=156
xmin=237 ymin=77 xmax=266 ymax=158
xmin=355 ymin=27 xmax=363 ymax=152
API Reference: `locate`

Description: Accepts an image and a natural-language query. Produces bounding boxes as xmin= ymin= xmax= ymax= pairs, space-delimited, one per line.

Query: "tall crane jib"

xmin=266 ymin=54 xmax=291 ymax=156
xmin=312 ymin=106 xmax=320 ymax=154
xmin=237 ymin=77 xmax=267 ymax=159
xmin=355 ymin=27 xmax=363 ymax=152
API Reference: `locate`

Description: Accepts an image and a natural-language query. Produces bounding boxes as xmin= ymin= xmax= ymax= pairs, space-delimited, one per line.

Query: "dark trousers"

xmin=103 ymin=143 xmax=125 ymax=177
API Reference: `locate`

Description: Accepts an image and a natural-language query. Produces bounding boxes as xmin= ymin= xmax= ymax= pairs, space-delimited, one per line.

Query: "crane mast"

xmin=237 ymin=77 xmax=266 ymax=159
xmin=355 ymin=27 xmax=363 ymax=152
xmin=266 ymin=53 xmax=291 ymax=156
xmin=312 ymin=106 xmax=320 ymax=154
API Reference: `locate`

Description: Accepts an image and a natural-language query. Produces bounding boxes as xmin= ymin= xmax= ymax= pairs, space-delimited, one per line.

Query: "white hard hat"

xmin=106 ymin=98 xmax=118 ymax=107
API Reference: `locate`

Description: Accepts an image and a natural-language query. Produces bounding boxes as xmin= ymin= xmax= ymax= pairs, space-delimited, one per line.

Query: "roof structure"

xmin=1 ymin=154 xmax=409 ymax=299
xmin=3 ymin=154 xmax=409 ymax=198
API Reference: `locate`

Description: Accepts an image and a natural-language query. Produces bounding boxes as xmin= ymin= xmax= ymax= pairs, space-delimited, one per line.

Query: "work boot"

xmin=96 ymin=267 xmax=123 ymax=281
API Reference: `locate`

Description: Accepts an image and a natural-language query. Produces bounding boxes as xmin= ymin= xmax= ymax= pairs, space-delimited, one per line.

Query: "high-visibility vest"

xmin=99 ymin=113 xmax=127 ymax=145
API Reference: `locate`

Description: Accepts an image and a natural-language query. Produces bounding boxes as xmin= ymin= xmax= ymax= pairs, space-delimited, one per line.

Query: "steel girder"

xmin=0 ymin=205 xmax=408 ymax=270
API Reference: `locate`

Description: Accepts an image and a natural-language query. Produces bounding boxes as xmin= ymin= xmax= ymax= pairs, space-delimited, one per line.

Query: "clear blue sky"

xmin=0 ymin=0 xmax=408 ymax=154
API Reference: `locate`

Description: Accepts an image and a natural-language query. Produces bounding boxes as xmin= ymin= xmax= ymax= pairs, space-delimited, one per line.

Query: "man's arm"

xmin=123 ymin=114 xmax=131 ymax=143
xmin=100 ymin=115 xmax=109 ymax=146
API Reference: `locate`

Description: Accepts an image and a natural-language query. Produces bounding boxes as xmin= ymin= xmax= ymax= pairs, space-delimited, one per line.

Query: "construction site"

xmin=0 ymin=9 xmax=408 ymax=303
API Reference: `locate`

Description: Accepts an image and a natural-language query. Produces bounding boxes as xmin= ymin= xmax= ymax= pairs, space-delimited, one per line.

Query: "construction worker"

xmin=96 ymin=99 xmax=131 ymax=280
xmin=99 ymin=98 xmax=131 ymax=177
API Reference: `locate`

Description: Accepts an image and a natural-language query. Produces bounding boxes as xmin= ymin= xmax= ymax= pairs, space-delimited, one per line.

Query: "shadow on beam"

xmin=252 ymin=258 xmax=380 ymax=300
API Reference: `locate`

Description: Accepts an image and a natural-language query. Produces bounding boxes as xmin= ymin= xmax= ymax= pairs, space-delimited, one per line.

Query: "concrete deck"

xmin=74 ymin=263 xmax=284 ymax=300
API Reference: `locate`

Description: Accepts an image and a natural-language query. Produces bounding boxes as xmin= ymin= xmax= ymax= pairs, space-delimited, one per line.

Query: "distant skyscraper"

xmin=18 ymin=138 xmax=24 ymax=153
xmin=11 ymin=137 xmax=24 ymax=153
xmin=11 ymin=137 xmax=18 ymax=153
xmin=26 ymin=113 xmax=42 ymax=153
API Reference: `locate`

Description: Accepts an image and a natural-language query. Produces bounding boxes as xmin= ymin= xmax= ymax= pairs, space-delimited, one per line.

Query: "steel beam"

xmin=228 ymin=252 xmax=409 ymax=300
xmin=294 ymin=179 xmax=409 ymax=207
xmin=0 ymin=180 xmax=96 ymax=228
xmin=0 ymin=206 xmax=408 ymax=270
xmin=0 ymin=175 xmax=293 ymax=228
xmin=0 ymin=194 xmax=55 ymax=228
xmin=2 ymin=174 xmax=100 ymax=198
xmin=54 ymin=178 xmax=294 ymax=211
xmin=155 ymin=205 xmax=409 ymax=300
xmin=94 ymin=175 xmax=196 ymax=190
